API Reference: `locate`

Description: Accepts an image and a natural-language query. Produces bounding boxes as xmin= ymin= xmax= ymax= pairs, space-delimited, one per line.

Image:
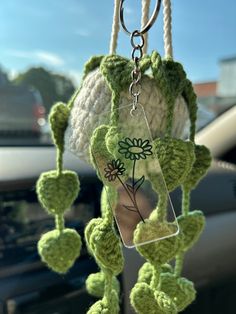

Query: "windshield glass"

xmin=0 ymin=1 xmax=236 ymax=146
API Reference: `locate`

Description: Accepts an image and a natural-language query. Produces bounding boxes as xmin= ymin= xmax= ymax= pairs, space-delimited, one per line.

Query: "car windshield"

xmin=0 ymin=1 xmax=235 ymax=146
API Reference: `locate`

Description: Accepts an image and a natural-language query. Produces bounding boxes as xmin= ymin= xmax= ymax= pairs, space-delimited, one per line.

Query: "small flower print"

xmin=118 ymin=138 xmax=152 ymax=160
xmin=104 ymin=159 xmax=125 ymax=182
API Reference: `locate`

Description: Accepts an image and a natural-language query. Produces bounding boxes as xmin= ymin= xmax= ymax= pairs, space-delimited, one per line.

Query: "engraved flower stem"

xmin=117 ymin=171 xmax=145 ymax=223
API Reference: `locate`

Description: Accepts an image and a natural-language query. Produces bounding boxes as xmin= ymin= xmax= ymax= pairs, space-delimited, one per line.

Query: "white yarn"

xmin=65 ymin=69 xmax=189 ymax=162
xmin=142 ymin=0 xmax=151 ymax=54
xmin=109 ymin=0 xmax=121 ymax=55
xmin=163 ymin=0 xmax=173 ymax=58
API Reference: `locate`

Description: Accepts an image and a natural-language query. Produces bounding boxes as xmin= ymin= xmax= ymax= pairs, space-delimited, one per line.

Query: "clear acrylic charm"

xmin=88 ymin=103 xmax=179 ymax=248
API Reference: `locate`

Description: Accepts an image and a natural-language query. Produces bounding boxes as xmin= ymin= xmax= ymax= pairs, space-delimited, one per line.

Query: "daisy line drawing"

xmin=104 ymin=137 xmax=153 ymax=223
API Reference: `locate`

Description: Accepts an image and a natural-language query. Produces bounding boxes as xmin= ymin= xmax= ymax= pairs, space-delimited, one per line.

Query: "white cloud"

xmin=7 ymin=50 xmax=64 ymax=66
xmin=35 ymin=51 xmax=64 ymax=66
xmin=74 ymin=29 xmax=90 ymax=37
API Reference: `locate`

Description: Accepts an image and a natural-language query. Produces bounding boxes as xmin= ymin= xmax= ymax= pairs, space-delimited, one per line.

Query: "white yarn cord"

xmin=163 ymin=0 xmax=173 ymax=58
xmin=109 ymin=0 xmax=121 ymax=55
xmin=142 ymin=0 xmax=151 ymax=54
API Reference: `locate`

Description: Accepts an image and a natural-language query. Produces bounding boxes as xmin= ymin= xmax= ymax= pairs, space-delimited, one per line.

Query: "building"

xmin=193 ymin=57 xmax=236 ymax=116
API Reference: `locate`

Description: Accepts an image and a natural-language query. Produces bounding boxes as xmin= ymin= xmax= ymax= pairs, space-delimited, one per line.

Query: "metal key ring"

xmin=119 ymin=0 xmax=162 ymax=35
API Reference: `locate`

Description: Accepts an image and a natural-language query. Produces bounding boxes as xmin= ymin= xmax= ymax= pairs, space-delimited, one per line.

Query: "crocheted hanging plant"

xmin=64 ymin=51 xmax=211 ymax=313
xmin=35 ymin=1 xmax=212 ymax=314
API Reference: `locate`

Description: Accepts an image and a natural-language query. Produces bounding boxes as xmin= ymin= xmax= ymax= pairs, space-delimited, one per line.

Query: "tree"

xmin=0 ymin=67 xmax=10 ymax=87
xmin=13 ymin=67 xmax=75 ymax=112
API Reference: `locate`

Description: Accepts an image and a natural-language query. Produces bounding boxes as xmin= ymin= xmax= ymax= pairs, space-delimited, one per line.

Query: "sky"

xmin=0 ymin=0 xmax=236 ymax=85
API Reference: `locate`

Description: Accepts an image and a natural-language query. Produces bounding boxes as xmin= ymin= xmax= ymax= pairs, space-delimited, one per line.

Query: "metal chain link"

xmin=129 ymin=30 xmax=145 ymax=113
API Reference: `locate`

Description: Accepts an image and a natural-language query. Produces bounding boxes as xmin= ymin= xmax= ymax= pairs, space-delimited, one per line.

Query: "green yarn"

xmin=138 ymin=263 xmax=174 ymax=286
xmin=38 ymin=228 xmax=81 ymax=274
xmin=151 ymin=51 xmax=187 ymax=135
xmin=83 ymin=55 xmax=104 ymax=79
xmin=85 ymin=218 xmax=103 ymax=253
xmin=90 ymin=125 xmax=120 ymax=186
xmin=139 ymin=54 xmax=152 ymax=73
xmin=137 ymin=262 xmax=155 ymax=285
xmin=100 ymin=186 xmax=118 ymax=224
xmin=49 ymin=102 xmax=69 ymax=151
xmin=182 ymin=79 xmax=198 ymax=142
xmin=49 ymin=51 xmax=213 ymax=313
xmin=100 ymin=55 xmax=133 ymax=94
xmin=183 ymin=145 xmax=212 ymax=190
xmin=177 ymin=210 xmax=205 ymax=251
xmin=37 ymin=170 xmax=80 ymax=215
xmin=85 ymin=184 xmax=123 ymax=313
xmin=134 ymin=220 xmax=180 ymax=265
xmin=160 ymin=273 xmax=196 ymax=312
xmin=105 ymin=126 xmax=132 ymax=175
xmin=87 ymin=290 xmax=119 ymax=314
xmin=37 ymin=98 xmax=81 ymax=276
xmin=130 ymin=283 xmax=177 ymax=314
xmin=86 ymin=271 xmax=120 ymax=298
xmin=89 ymin=221 xmax=124 ymax=275
xmin=152 ymin=137 xmax=195 ymax=191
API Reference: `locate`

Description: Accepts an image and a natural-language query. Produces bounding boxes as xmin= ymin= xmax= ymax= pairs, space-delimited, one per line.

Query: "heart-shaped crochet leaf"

xmin=183 ymin=145 xmax=212 ymax=190
xmin=86 ymin=271 xmax=120 ymax=298
xmin=37 ymin=170 xmax=80 ymax=215
xmin=84 ymin=218 xmax=103 ymax=252
xmin=101 ymin=55 xmax=134 ymax=93
xmin=49 ymin=102 xmax=69 ymax=150
xmin=178 ymin=210 xmax=205 ymax=251
xmin=87 ymin=289 xmax=119 ymax=314
xmin=151 ymin=51 xmax=187 ymax=105
xmin=149 ymin=138 xmax=195 ymax=192
xmin=160 ymin=273 xmax=196 ymax=312
xmin=138 ymin=262 xmax=174 ymax=285
xmin=134 ymin=220 xmax=180 ymax=265
xmin=89 ymin=221 xmax=124 ymax=275
xmin=131 ymin=282 xmax=177 ymax=314
xmin=38 ymin=228 xmax=81 ymax=274
xmin=137 ymin=262 xmax=155 ymax=285
xmin=90 ymin=125 xmax=125 ymax=188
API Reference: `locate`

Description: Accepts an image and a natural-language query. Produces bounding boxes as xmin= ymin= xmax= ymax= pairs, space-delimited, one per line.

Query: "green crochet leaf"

xmin=38 ymin=228 xmax=81 ymax=274
xmin=105 ymin=126 xmax=122 ymax=157
xmin=137 ymin=262 xmax=154 ymax=285
xmin=100 ymin=54 xmax=133 ymax=93
xmin=149 ymin=138 xmax=195 ymax=192
xmin=105 ymin=126 xmax=132 ymax=172
xmin=85 ymin=218 xmax=103 ymax=254
xmin=160 ymin=273 xmax=196 ymax=312
xmin=137 ymin=262 xmax=173 ymax=286
xmin=83 ymin=55 xmax=104 ymax=78
xmin=89 ymin=221 xmax=124 ymax=276
xmin=134 ymin=220 xmax=180 ymax=265
xmin=130 ymin=282 xmax=177 ymax=314
xmin=151 ymin=51 xmax=187 ymax=106
xmin=87 ymin=290 xmax=119 ymax=314
xmin=49 ymin=102 xmax=70 ymax=151
xmin=182 ymin=79 xmax=198 ymax=141
xmin=90 ymin=125 xmax=118 ymax=185
xmin=183 ymin=145 xmax=212 ymax=190
xmin=86 ymin=271 xmax=120 ymax=299
xmin=139 ymin=54 xmax=151 ymax=73
xmin=178 ymin=210 xmax=205 ymax=251
xmin=37 ymin=170 xmax=80 ymax=215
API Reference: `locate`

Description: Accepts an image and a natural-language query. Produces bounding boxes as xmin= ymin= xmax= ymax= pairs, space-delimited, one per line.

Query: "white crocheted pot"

xmin=65 ymin=67 xmax=189 ymax=163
